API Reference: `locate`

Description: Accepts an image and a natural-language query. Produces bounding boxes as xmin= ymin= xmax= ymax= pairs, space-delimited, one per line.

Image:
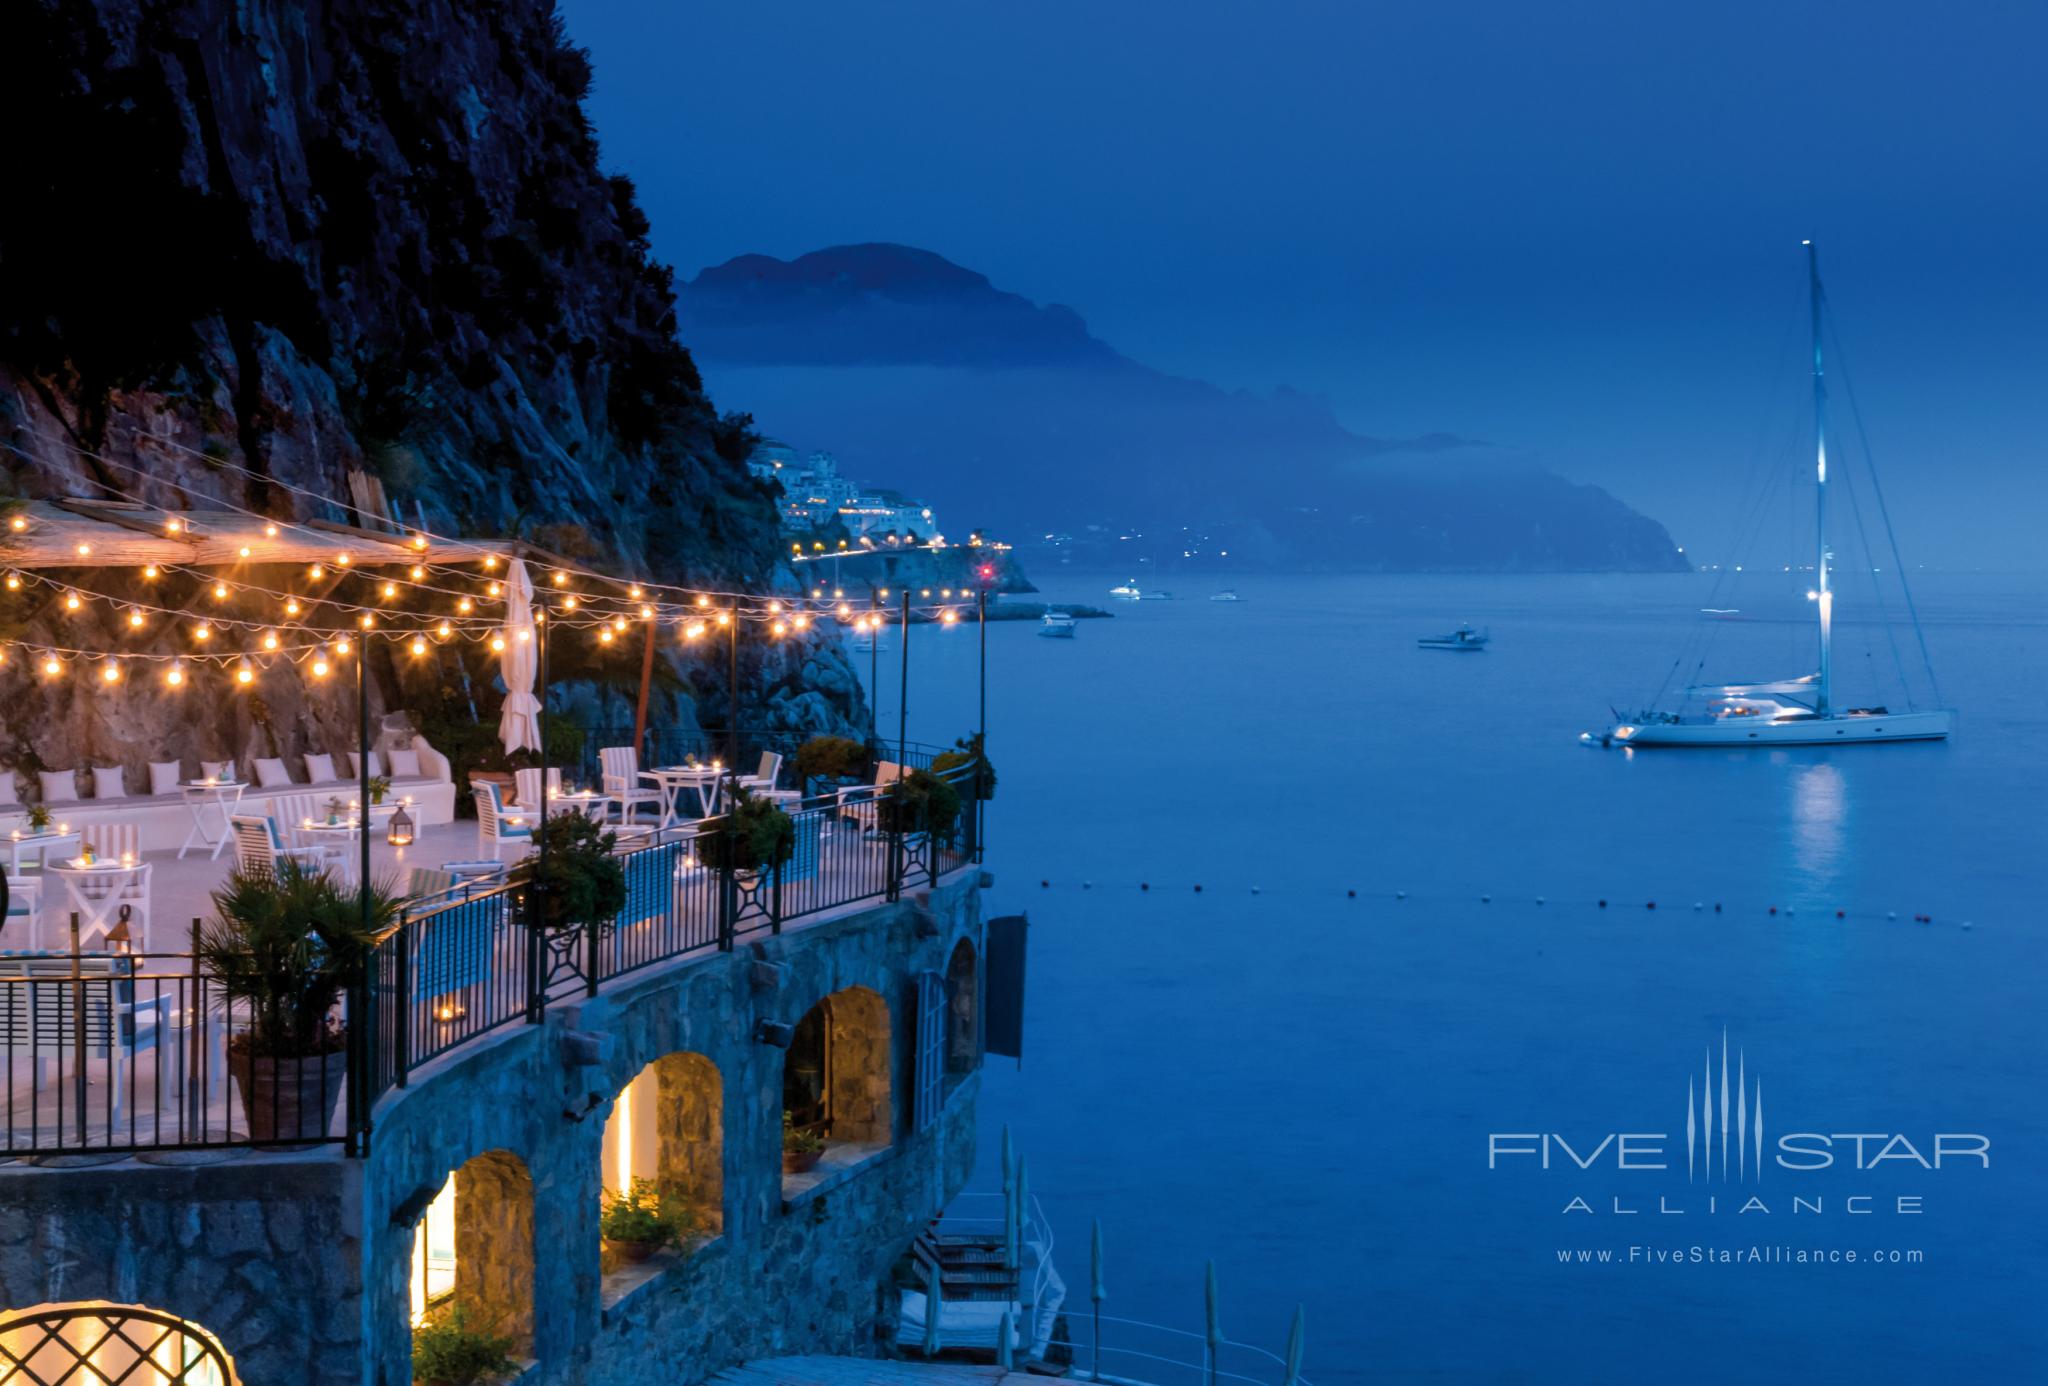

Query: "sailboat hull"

xmin=1613 ymin=710 xmax=1951 ymax=747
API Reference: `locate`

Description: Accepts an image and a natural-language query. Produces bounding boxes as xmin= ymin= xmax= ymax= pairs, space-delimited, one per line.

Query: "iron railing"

xmin=2 ymin=760 xmax=984 ymax=1157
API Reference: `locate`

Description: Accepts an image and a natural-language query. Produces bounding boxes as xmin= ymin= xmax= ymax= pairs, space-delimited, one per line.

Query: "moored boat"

xmin=1038 ymin=611 xmax=1077 ymax=639
xmin=1418 ymin=624 xmax=1488 ymax=651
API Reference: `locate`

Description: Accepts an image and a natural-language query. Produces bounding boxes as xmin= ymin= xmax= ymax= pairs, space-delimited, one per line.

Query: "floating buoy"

xmin=1481 ymin=894 xmax=1491 ymax=904
xmin=1396 ymin=891 xmax=1407 ymax=900
xmin=1346 ymin=889 xmax=1356 ymax=898
xmin=1040 ymin=880 xmax=1049 ymax=888
xmin=1887 ymin=911 xmax=1897 ymax=920
xmin=1597 ymin=899 xmax=1607 ymax=908
xmin=1693 ymin=902 xmax=1703 ymax=911
xmin=1962 ymin=921 xmax=1973 ymax=930
xmin=1535 ymin=896 xmax=1545 ymax=905
xmin=1139 ymin=882 xmax=1148 ymax=892
xmin=1251 ymin=886 xmax=1261 ymax=895
xmin=1194 ymin=884 xmax=1203 ymax=893
xmin=1835 ymin=909 xmax=1845 ymax=919
xmin=1714 ymin=902 xmax=1722 ymax=913
xmin=1769 ymin=906 xmax=1778 ymax=915
xmin=1083 ymin=881 xmax=1092 ymax=890
xmin=1646 ymin=901 xmax=1656 ymax=910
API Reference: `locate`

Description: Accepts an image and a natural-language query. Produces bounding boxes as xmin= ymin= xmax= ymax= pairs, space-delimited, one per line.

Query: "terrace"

xmin=0 ymin=744 xmax=982 ymax=1158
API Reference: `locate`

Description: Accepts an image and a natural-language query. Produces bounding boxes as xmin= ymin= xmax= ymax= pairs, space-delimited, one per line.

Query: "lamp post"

xmin=897 ymin=587 xmax=910 ymax=771
xmin=726 ymin=609 xmax=740 ymax=795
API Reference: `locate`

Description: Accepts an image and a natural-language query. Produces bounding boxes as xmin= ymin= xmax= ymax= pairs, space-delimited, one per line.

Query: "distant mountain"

xmin=682 ymin=244 xmax=1685 ymax=571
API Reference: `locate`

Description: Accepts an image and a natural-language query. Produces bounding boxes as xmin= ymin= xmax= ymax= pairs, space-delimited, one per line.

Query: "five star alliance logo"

xmin=1688 ymin=1030 xmax=1762 ymax=1183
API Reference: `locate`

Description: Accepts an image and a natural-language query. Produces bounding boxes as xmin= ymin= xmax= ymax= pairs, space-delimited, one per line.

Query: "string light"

xmin=238 ymin=545 xmax=252 ymax=558
xmin=551 ymin=572 xmax=567 ymax=587
xmin=64 ymin=592 xmax=81 ymax=612
xmin=3 ymin=575 xmax=17 ymax=590
xmin=285 ymin=599 xmax=302 ymax=617
xmin=335 ymin=553 xmax=351 ymax=567
xmin=598 ymin=629 xmax=614 ymax=645
xmin=100 ymin=660 xmax=120 ymax=684
xmin=235 ymin=663 xmax=255 ymax=685
xmin=43 ymin=655 xmax=62 ymax=678
xmin=213 ymin=583 xmax=229 ymax=601
xmin=436 ymin=621 xmax=452 ymax=638
xmin=360 ymin=614 xmax=376 ymax=630
xmin=311 ymin=652 xmax=331 ymax=678
xmin=409 ymin=637 xmax=428 ymax=656
xmin=490 ymin=635 xmax=506 ymax=652
xmin=126 ymin=609 xmax=146 ymax=630
xmin=8 ymin=516 xmax=25 ymax=532
xmin=309 ymin=565 xmax=325 ymax=579
xmin=382 ymin=582 xmax=399 ymax=599
xmin=262 ymin=631 xmax=280 ymax=651
xmin=143 ymin=565 xmax=160 ymax=580
xmin=165 ymin=662 xmax=185 ymax=688
xmin=410 ymin=565 xmax=426 ymax=580
xmin=75 ymin=543 xmax=92 ymax=557
xmin=335 ymin=638 xmax=352 ymax=656
xmin=193 ymin=624 xmax=213 ymax=642
xmin=264 ymin=523 xmax=279 ymax=537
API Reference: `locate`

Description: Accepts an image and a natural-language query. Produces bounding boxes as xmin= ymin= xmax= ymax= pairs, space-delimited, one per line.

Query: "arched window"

xmin=0 ymin=1304 xmax=237 ymax=1384
xmin=599 ymin=1050 xmax=724 ymax=1258
xmin=409 ymin=1148 xmax=535 ymax=1354
xmin=782 ymin=985 xmax=892 ymax=1151
xmin=945 ymin=938 xmax=979 ymax=1074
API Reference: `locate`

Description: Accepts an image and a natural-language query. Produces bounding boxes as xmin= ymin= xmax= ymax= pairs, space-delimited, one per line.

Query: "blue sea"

xmin=862 ymin=570 xmax=2047 ymax=1385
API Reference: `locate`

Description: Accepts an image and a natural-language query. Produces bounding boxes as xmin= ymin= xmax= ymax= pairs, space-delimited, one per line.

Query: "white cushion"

xmin=349 ymin=751 xmax=382 ymax=779
xmin=149 ymin=761 xmax=184 ymax=796
xmin=254 ymin=757 xmax=294 ymax=788
xmin=386 ymin=748 xmax=421 ymax=779
xmin=304 ymin=754 xmax=339 ymax=784
xmin=38 ymin=770 xmax=78 ymax=803
xmin=91 ymin=766 xmax=128 ymax=800
xmin=0 ymin=774 xmax=16 ymax=807
xmin=200 ymin=760 xmax=236 ymax=782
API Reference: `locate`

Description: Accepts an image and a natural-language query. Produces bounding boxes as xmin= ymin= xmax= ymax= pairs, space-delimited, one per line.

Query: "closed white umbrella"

xmin=498 ymin=558 xmax=542 ymax=754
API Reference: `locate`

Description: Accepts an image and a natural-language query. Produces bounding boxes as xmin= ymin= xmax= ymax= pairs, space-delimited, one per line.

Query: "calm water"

xmin=863 ymin=570 xmax=2047 ymax=1385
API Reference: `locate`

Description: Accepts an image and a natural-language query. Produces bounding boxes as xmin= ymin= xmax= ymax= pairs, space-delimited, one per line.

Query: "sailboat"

xmin=1598 ymin=243 xmax=1951 ymax=748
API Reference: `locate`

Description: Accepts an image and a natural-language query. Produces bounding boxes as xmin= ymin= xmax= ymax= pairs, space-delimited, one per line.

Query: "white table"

xmin=45 ymin=858 xmax=152 ymax=950
xmin=179 ymin=781 xmax=246 ymax=859
xmin=647 ymin=767 xmax=727 ymax=829
xmin=299 ymin=819 xmax=370 ymax=877
xmin=7 ymin=828 xmax=82 ymax=874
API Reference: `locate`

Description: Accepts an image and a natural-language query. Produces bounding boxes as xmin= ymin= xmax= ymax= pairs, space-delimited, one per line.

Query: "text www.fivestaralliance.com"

xmin=1558 ymin=1246 xmax=1924 ymax=1266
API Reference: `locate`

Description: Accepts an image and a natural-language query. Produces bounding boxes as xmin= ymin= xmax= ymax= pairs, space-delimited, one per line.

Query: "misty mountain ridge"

xmin=683 ymin=243 xmax=1684 ymax=571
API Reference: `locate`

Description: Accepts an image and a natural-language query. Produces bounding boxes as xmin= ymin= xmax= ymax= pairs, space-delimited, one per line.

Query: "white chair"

xmin=735 ymin=751 xmax=784 ymax=796
xmin=473 ymin=784 xmax=534 ymax=857
xmin=599 ymin=747 xmax=665 ymax=824
xmin=4 ymin=874 xmax=42 ymax=946
xmin=78 ymin=822 xmax=152 ymax=946
xmin=837 ymin=760 xmax=906 ymax=831
xmin=229 ymin=815 xmax=330 ymax=876
xmin=271 ymin=793 xmax=350 ymax=871
xmin=512 ymin=768 xmax=564 ymax=817
xmin=0 ymin=950 xmax=179 ymax=1131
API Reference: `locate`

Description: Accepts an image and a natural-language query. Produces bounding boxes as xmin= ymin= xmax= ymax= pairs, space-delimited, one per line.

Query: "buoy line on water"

xmin=1013 ymin=878 xmax=1978 ymax=930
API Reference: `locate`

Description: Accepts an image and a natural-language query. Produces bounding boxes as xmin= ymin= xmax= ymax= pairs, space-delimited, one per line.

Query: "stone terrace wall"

xmin=0 ymin=1156 xmax=364 ymax=1383
xmin=0 ymin=874 xmax=985 ymax=1386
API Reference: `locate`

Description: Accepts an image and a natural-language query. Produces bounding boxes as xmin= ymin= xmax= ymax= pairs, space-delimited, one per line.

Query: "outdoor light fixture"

xmin=387 ymin=802 xmax=415 ymax=847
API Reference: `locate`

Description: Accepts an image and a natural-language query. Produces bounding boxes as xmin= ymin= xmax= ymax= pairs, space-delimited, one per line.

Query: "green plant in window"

xmin=599 ymin=1177 xmax=696 ymax=1257
xmin=782 ymin=1109 xmax=825 ymax=1155
xmin=411 ymin=1302 xmax=516 ymax=1386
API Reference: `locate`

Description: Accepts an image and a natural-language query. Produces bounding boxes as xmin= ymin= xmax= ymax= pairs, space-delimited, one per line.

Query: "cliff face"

xmin=0 ymin=1 xmax=857 ymax=777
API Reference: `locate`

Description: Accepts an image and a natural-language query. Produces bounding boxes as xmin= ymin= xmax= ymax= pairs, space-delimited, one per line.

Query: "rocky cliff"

xmin=0 ymin=0 xmax=857 ymax=782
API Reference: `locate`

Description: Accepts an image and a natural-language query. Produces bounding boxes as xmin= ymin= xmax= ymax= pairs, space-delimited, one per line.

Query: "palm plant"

xmin=197 ymin=862 xmax=399 ymax=1057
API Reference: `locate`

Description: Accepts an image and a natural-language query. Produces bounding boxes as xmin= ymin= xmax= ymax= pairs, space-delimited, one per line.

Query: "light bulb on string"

xmin=309 ymin=565 xmax=324 ymax=580
xmin=8 ymin=516 xmax=25 ymax=532
xmin=409 ymin=637 xmax=428 ymax=657
xmin=3 ymin=575 xmax=17 ymax=590
xmin=599 ymin=629 xmax=614 ymax=645
xmin=264 ymin=523 xmax=279 ymax=538
xmin=381 ymin=582 xmax=398 ymax=600
xmin=236 ymin=663 xmax=255 ymax=686
xmin=562 ymin=596 xmax=578 ymax=612
xmin=165 ymin=662 xmax=185 ymax=688
xmin=694 ymin=595 xmax=709 ymax=608
xmin=793 ymin=614 xmax=811 ymax=631
xmin=127 ymin=609 xmax=146 ymax=630
xmin=193 ymin=623 xmax=212 ymax=642
xmin=335 ymin=553 xmax=351 ymax=567
xmin=262 ymin=631 xmax=280 ymax=651
xmin=684 ymin=623 xmax=705 ymax=642
xmin=551 ymin=572 xmax=567 ymax=587
xmin=435 ymin=621 xmax=452 ymax=638
xmin=487 ymin=582 xmax=502 ymax=597
xmin=76 ymin=543 xmax=92 ymax=557
xmin=490 ymin=635 xmax=506 ymax=652
xmin=237 ymin=545 xmax=252 ymax=559
xmin=64 ymin=592 xmax=81 ymax=612
xmin=715 ymin=611 xmax=730 ymax=627
xmin=941 ymin=609 xmax=960 ymax=626
xmin=142 ymin=565 xmax=160 ymax=580
xmin=285 ymin=599 xmax=302 ymax=617
xmin=359 ymin=614 xmax=376 ymax=630
xmin=42 ymin=655 xmax=62 ymax=678
xmin=771 ymin=620 xmax=787 ymax=637
xmin=456 ymin=598 xmax=472 ymax=614
xmin=334 ymin=638 xmax=351 ymax=656
xmin=410 ymin=565 xmax=425 ymax=580
xmin=311 ymin=651 xmax=331 ymax=678
xmin=483 ymin=555 xmax=498 ymax=571
xmin=212 ymin=583 xmax=229 ymax=601
xmin=629 ymin=585 xmax=643 ymax=599
xmin=100 ymin=660 xmax=121 ymax=684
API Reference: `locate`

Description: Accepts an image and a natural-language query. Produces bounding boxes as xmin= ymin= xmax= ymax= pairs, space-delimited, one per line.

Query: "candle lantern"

xmin=386 ymin=801 xmax=416 ymax=847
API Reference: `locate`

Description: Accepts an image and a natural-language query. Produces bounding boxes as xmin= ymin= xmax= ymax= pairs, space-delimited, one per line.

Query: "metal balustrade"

xmin=2 ymin=759 xmax=984 ymax=1157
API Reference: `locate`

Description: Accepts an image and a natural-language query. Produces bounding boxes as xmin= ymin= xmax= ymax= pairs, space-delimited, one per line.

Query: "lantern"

xmin=386 ymin=802 xmax=416 ymax=847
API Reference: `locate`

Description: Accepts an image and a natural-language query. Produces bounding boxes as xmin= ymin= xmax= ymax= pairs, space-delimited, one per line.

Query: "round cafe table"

xmin=44 ymin=858 xmax=152 ymax=951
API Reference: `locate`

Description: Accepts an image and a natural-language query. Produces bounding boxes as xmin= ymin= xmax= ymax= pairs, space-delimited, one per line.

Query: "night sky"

xmin=561 ymin=0 xmax=2046 ymax=564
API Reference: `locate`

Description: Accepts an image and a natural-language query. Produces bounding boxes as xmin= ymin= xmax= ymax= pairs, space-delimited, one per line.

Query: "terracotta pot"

xmin=227 ymin=1047 xmax=348 ymax=1143
xmin=783 ymin=1147 xmax=824 ymax=1174
xmin=603 ymin=1236 xmax=664 ymax=1265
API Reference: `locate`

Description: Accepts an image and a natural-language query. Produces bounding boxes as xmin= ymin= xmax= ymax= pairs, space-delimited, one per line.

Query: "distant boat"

xmin=1418 ymin=624 xmax=1488 ymax=652
xmin=1209 ymin=590 xmax=1242 ymax=602
xmin=1038 ymin=611 xmax=1077 ymax=639
xmin=1595 ymin=244 xmax=1950 ymax=748
xmin=1141 ymin=590 xmax=1175 ymax=601
xmin=1109 ymin=581 xmax=1143 ymax=601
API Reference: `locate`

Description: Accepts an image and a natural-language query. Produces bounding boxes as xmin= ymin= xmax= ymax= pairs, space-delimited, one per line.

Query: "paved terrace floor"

xmin=715 ymin=1358 xmax=1023 ymax=1386
xmin=3 ymin=812 xmax=949 ymax=1157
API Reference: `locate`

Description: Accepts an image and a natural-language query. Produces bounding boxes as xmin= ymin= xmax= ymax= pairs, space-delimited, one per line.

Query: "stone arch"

xmin=0 ymin=1303 xmax=238 ymax=1383
xmin=945 ymin=937 xmax=979 ymax=1073
xmin=783 ymin=984 xmax=892 ymax=1147
xmin=600 ymin=1050 xmax=724 ymax=1235
xmin=409 ymin=1148 xmax=536 ymax=1351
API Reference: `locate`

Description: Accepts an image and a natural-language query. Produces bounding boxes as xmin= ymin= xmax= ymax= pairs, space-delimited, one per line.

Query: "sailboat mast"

xmin=1806 ymin=239 xmax=1831 ymax=716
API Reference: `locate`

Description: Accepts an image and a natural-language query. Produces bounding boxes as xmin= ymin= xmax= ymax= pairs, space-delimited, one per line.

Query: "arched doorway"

xmin=945 ymin=938 xmax=979 ymax=1073
xmin=782 ymin=985 xmax=893 ymax=1151
xmin=599 ymin=1050 xmax=724 ymax=1254
xmin=409 ymin=1148 xmax=536 ymax=1352
xmin=0 ymin=1304 xmax=236 ymax=1384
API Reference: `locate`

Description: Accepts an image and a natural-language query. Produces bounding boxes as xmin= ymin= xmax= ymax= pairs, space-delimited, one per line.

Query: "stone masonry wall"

xmin=0 ymin=874 xmax=985 ymax=1386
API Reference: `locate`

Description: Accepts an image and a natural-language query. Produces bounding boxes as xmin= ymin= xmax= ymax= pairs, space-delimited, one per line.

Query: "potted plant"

xmin=876 ymin=768 xmax=961 ymax=840
xmin=518 ymin=813 xmax=627 ymax=934
xmin=26 ymin=802 xmax=50 ymax=831
xmin=793 ymin=735 xmax=867 ymax=796
xmin=366 ymin=773 xmax=393 ymax=806
xmin=599 ymin=1177 xmax=696 ymax=1265
xmin=930 ymin=732 xmax=996 ymax=802
xmin=197 ymin=862 xmax=398 ymax=1142
xmin=783 ymin=1109 xmax=826 ymax=1173
xmin=696 ymin=787 xmax=796 ymax=880
xmin=411 ymin=1303 xmax=516 ymax=1386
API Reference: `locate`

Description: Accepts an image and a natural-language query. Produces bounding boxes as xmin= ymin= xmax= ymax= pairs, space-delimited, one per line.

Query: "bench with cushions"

xmin=0 ymin=735 xmax=460 ymax=852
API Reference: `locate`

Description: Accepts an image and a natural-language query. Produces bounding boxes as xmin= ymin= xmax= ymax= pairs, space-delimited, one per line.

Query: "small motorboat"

xmin=1109 ymin=581 xmax=1143 ymax=601
xmin=1210 ymin=590 xmax=1242 ymax=602
xmin=1141 ymin=590 xmax=1175 ymax=601
xmin=1038 ymin=611 xmax=1077 ymax=639
xmin=1418 ymin=624 xmax=1489 ymax=651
